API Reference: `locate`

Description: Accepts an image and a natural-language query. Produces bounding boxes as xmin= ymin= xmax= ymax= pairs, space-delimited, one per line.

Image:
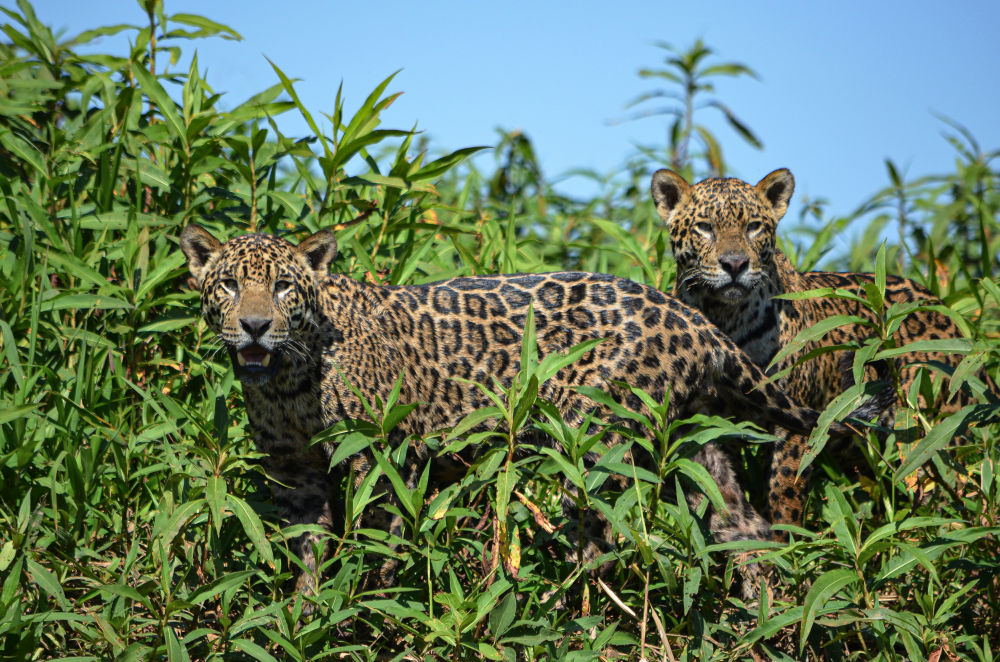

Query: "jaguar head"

xmin=651 ymin=168 xmax=794 ymax=305
xmin=180 ymin=225 xmax=337 ymax=385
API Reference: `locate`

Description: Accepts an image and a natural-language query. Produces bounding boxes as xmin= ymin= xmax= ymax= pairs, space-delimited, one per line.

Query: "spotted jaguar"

xmin=180 ymin=223 xmax=889 ymax=597
xmin=652 ymin=168 xmax=995 ymax=530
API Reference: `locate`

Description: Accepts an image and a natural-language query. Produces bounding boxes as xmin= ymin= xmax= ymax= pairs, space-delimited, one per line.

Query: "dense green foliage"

xmin=1 ymin=3 xmax=999 ymax=659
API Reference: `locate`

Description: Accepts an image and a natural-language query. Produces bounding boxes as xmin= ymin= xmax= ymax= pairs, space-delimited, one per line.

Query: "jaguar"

xmin=180 ymin=223 xmax=889 ymax=597
xmin=651 ymin=168 xmax=995 ymax=530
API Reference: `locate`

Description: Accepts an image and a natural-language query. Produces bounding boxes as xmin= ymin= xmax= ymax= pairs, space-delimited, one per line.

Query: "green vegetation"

xmin=1 ymin=3 xmax=998 ymax=659
xmin=617 ymin=39 xmax=763 ymax=179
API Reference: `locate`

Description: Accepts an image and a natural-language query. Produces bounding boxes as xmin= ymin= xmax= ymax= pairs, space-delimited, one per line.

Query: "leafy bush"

xmin=1 ymin=2 xmax=998 ymax=659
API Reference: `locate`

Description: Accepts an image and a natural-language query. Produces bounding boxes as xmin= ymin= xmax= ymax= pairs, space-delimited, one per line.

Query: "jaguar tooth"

xmin=237 ymin=353 xmax=247 ymax=366
xmin=261 ymin=353 xmax=271 ymax=367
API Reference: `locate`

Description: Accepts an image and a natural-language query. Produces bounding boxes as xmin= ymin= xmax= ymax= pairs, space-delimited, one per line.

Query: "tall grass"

xmin=1 ymin=2 xmax=998 ymax=659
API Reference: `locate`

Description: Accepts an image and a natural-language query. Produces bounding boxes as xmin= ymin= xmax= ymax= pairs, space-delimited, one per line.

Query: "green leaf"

xmin=226 ymin=494 xmax=274 ymax=566
xmin=682 ymin=565 xmax=702 ymax=615
xmin=165 ymin=626 xmax=188 ymax=662
xmin=949 ymin=350 xmax=988 ymax=400
xmin=97 ymin=583 xmax=155 ymax=612
xmin=131 ymin=64 xmax=186 ymax=146
xmin=741 ymin=606 xmax=804 ymax=647
xmin=587 ymin=218 xmax=657 ymax=283
xmin=476 ymin=642 xmax=504 ymax=660
xmin=205 ymin=475 xmax=226 ymax=535
xmin=894 ymin=404 xmax=979 ymax=480
xmin=536 ymin=338 xmax=605 ymax=385
xmin=325 ymin=429 xmax=376 ymax=467
xmin=719 ymin=109 xmax=764 ymax=159
xmin=43 ymin=251 xmax=114 ymax=290
xmin=230 ymin=639 xmax=279 ymax=662
xmin=382 ymin=402 xmax=419 ymax=435
xmin=67 ymin=23 xmax=137 ymax=46
xmin=0 ymin=541 xmax=15 ymax=573
xmin=372 ymin=446 xmax=417 ymax=519
xmin=266 ymin=58 xmax=329 ymax=160
xmin=348 ymin=172 xmax=435 ymax=193
xmin=519 ymin=301 xmax=538 ymax=378
xmin=538 ymin=447 xmax=584 ymax=491
xmin=426 ymin=483 xmax=461 ymax=521
xmin=444 ymin=405 xmax=504 ymax=445
xmin=340 ymin=70 xmax=400 ymax=145
xmin=767 ymin=313 xmax=869 ymax=373
xmin=39 ymin=293 xmax=133 ymax=312
xmin=700 ymin=63 xmax=759 ymax=79
xmin=26 ymin=558 xmax=70 ymax=609
xmin=137 ymin=314 xmax=199 ymax=334
xmin=823 ymin=482 xmax=859 ymax=557
xmin=859 ymin=516 xmax=957 ymax=557
xmin=411 ymin=145 xmax=490 ymax=181
xmin=511 ymin=374 xmax=537 ymax=430
xmin=979 ymin=275 xmax=1000 ymax=309
xmin=0 ymin=403 xmax=37 ymax=426
xmin=187 ymin=571 xmax=255 ymax=606
xmin=800 ymin=568 xmax=858 ymax=649
xmin=874 ymin=242 xmax=887 ymax=300
xmin=155 ymin=498 xmax=206 ymax=548
xmin=488 ymin=591 xmax=517 ymax=638
xmin=168 ymin=13 xmax=242 ymax=40
xmin=885 ymin=159 xmax=902 ymax=187
xmin=494 ymin=465 xmax=518 ymax=521
xmin=573 ymin=385 xmax=651 ymax=428
xmin=0 ymin=127 xmax=46 ymax=176
xmin=773 ymin=287 xmax=869 ymax=305
xmin=800 ymin=380 xmax=878 ymax=475
xmin=859 ymin=607 xmax=923 ymax=637
xmin=873 ymin=337 xmax=972 ymax=360
xmin=674 ymin=458 xmax=726 ymax=515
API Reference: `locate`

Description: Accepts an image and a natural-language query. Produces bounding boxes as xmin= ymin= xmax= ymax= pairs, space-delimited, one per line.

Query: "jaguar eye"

xmin=747 ymin=221 xmax=763 ymax=234
xmin=220 ymin=278 xmax=239 ymax=295
xmin=274 ymin=279 xmax=294 ymax=295
xmin=695 ymin=222 xmax=714 ymax=237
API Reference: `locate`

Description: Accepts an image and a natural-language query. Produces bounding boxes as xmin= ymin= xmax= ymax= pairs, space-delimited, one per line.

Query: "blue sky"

xmin=23 ymin=1 xmax=1000 ymax=243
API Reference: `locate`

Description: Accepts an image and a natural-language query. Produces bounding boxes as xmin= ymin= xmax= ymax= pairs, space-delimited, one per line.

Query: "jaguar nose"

xmin=239 ymin=317 xmax=272 ymax=338
xmin=719 ymin=252 xmax=749 ymax=279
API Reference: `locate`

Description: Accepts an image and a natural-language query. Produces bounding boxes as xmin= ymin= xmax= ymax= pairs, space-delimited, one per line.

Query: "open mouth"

xmin=237 ymin=344 xmax=271 ymax=368
xmin=230 ymin=343 xmax=280 ymax=383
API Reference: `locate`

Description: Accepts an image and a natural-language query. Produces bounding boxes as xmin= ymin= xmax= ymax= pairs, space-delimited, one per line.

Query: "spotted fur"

xmin=652 ymin=168 xmax=994 ymax=532
xmin=180 ymin=224 xmax=889 ymax=597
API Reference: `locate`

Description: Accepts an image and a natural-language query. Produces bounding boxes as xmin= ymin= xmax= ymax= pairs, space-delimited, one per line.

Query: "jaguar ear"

xmin=296 ymin=229 xmax=338 ymax=273
xmin=755 ymin=168 xmax=795 ymax=220
xmin=650 ymin=169 xmax=691 ymax=223
xmin=180 ymin=224 xmax=222 ymax=286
